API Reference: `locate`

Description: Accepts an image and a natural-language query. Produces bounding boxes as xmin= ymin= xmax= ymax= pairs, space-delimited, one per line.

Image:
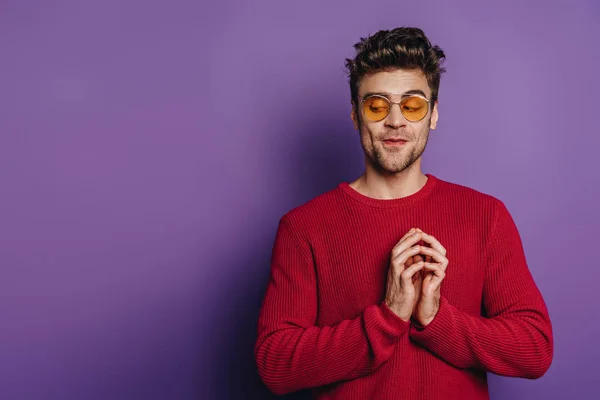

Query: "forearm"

xmin=255 ymin=302 xmax=408 ymax=395
xmin=409 ymin=296 xmax=553 ymax=378
xmin=410 ymin=199 xmax=554 ymax=378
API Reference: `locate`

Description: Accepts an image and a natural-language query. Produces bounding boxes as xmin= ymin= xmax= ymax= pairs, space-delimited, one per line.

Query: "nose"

xmin=384 ymin=103 xmax=407 ymax=128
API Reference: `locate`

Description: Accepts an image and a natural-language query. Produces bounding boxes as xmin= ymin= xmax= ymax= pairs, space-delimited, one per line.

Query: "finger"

xmin=399 ymin=227 xmax=416 ymax=243
xmin=422 ymin=272 xmax=433 ymax=287
xmin=401 ymin=261 xmax=425 ymax=283
xmin=418 ymin=247 xmax=449 ymax=270
xmin=412 ymin=269 xmax=422 ymax=282
xmin=393 ymin=229 xmax=417 ymax=252
xmin=418 ymin=231 xmax=447 ymax=257
xmin=391 ymin=233 xmax=423 ymax=260
xmin=391 ymin=232 xmax=423 ymax=258
xmin=391 ymin=245 xmax=422 ymax=277
xmin=423 ymin=262 xmax=444 ymax=274
xmin=411 ymin=267 xmax=422 ymax=284
xmin=422 ymin=269 xmax=434 ymax=284
xmin=423 ymin=262 xmax=446 ymax=287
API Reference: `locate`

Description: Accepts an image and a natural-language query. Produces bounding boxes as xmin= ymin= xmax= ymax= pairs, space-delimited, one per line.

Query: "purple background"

xmin=1 ymin=0 xmax=599 ymax=399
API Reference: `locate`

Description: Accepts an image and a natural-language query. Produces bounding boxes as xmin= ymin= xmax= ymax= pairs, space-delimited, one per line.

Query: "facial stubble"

xmin=358 ymin=114 xmax=431 ymax=175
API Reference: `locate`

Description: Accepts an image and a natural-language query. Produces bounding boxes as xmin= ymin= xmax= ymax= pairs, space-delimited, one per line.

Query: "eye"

xmin=402 ymin=97 xmax=426 ymax=111
xmin=364 ymin=97 xmax=389 ymax=112
xmin=402 ymin=105 xmax=419 ymax=111
xmin=369 ymin=106 xmax=387 ymax=112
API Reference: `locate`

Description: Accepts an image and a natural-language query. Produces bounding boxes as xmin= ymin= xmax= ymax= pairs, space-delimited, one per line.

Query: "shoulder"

xmin=430 ymin=175 xmax=514 ymax=232
xmin=274 ymin=184 xmax=346 ymax=238
xmin=280 ymin=185 xmax=342 ymax=223
xmin=433 ymin=174 xmax=506 ymax=210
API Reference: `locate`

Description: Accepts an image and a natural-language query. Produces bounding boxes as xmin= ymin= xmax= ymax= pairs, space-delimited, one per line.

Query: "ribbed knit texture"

xmin=255 ymin=174 xmax=553 ymax=399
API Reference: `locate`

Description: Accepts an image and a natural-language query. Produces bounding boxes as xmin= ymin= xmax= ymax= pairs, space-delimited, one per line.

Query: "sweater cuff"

xmin=378 ymin=301 xmax=411 ymax=336
xmin=409 ymin=296 xmax=453 ymax=343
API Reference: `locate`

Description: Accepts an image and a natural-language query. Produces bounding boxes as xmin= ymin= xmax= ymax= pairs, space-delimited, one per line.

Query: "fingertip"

xmin=410 ymin=262 xmax=422 ymax=271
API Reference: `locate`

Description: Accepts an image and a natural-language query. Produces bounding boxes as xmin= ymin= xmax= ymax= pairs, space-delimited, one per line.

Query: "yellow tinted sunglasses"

xmin=360 ymin=93 xmax=431 ymax=122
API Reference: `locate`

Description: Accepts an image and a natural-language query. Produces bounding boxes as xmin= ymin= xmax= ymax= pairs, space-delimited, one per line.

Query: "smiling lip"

xmin=383 ymin=138 xmax=408 ymax=145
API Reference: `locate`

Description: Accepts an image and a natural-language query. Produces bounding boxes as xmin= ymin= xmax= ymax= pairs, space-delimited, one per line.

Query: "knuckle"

xmin=396 ymin=255 xmax=406 ymax=264
xmin=401 ymin=248 xmax=416 ymax=260
xmin=401 ymin=267 xmax=416 ymax=279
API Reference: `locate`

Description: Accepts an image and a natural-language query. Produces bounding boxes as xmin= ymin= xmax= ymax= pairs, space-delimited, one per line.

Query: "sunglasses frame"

xmin=360 ymin=93 xmax=432 ymax=123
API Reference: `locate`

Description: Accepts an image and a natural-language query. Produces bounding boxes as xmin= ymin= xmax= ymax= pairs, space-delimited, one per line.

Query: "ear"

xmin=430 ymin=101 xmax=439 ymax=130
xmin=350 ymin=102 xmax=359 ymax=130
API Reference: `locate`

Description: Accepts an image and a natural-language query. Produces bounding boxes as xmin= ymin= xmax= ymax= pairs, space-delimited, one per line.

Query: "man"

xmin=254 ymin=27 xmax=553 ymax=399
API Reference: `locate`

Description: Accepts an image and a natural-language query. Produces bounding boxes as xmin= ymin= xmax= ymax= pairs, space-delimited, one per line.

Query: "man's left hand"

xmin=413 ymin=229 xmax=449 ymax=327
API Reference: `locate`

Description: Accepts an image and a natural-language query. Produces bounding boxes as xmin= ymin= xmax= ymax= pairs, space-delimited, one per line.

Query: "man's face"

xmin=351 ymin=69 xmax=439 ymax=175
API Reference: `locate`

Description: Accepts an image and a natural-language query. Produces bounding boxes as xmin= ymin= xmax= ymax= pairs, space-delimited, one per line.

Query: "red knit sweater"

xmin=255 ymin=174 xmax=553 ymax=399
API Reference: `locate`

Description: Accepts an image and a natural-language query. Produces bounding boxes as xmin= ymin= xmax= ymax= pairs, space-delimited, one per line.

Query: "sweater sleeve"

xmin=255 ymin=216 xmax=409 ymax=395
xmin=409 ymin=200 xmax=554 ymax=378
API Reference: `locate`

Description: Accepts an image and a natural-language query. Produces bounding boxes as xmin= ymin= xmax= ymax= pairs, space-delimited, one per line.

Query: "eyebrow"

xmin=361 ymin=89 xmax=428 ymax=100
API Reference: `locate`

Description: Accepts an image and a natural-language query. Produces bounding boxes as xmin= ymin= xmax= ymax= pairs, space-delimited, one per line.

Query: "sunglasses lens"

xmin=363 ymin=96 xmax=390 ymax=122
xmin=401 ymin=96 xmax=429 ymax=121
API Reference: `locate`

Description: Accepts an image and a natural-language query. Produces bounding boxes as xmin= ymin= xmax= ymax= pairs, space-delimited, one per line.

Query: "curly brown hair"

xmin=345 ymin=27 xmax=446 ymax=109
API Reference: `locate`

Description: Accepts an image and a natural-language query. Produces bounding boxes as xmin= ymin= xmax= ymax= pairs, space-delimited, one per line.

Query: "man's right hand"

xmin=384 ymin=228 xmax=425 ymax=322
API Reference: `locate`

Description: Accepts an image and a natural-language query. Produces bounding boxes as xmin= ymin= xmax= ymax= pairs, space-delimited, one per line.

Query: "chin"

xmin=376 ymin=160 xmax=412 ymax=174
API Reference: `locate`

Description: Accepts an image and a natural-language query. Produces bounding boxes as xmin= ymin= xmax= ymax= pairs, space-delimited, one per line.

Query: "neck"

xmin=349 ymin=159 xmax=427 ymax=200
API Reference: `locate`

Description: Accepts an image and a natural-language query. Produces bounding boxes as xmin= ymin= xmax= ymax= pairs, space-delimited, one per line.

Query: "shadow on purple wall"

xmin=206 ymin=115 xmax=359 ymax=398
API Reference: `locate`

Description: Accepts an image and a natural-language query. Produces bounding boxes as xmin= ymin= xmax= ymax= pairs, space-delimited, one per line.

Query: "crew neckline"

xmin=337 ymin=174 xmax=438 ymax=208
